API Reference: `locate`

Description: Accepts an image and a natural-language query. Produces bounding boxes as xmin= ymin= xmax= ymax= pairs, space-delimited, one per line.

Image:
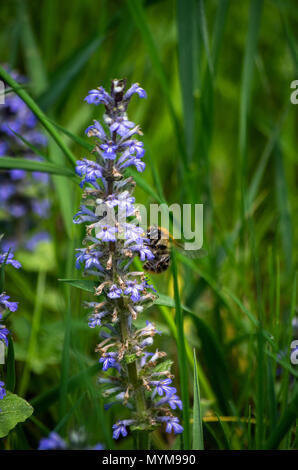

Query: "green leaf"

xmin=192 ymin=350 xmax=204 ymax=450
xmin=58 ymin=278 xmax=97 ymax=293
xmin=152 ymin=359 xmax=173 ymax=374
xmin=154 ymin=292 xmax=193 ymax=314
xmin=0 ymin=392 xmax=33 ymax=438
xmin=0 ymin=157 xmax=75 ymax=177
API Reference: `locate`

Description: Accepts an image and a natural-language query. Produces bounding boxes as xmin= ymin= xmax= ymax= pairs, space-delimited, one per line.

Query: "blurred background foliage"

xmin=0 ymin=0 xmax=297 ymax=450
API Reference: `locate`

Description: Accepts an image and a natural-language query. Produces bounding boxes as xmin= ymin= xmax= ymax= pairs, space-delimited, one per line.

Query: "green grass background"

xmin=0 ymin=0 xmax=297 ymax=450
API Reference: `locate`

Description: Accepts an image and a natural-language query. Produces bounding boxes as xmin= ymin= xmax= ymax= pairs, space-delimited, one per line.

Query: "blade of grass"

xmin=171 ymin=248 xmax=190 ymax=449
xmin=17 ymin=0 xmax=48 ymax=95
xmin=239 ymin=0 xmax=263 ymax=158
xmin=0 ymin=156 xmax=75 ymax=177
xmin=30 ymin=363 xmax=100 ymax=412
xmin=264 ymin=388 xmax=298 ymax=450
xmin=6 ymin=338 xmax=16 ymax=393
xmin=48 ymin=140 xmax=75 ymax=238
xmin=239 ymin=0 xmax=263 ymax=229
xmin=188 ymin=312 xmax=233 ymax=415
xmin=38 ymin=34 xmax=104 ymax=110
xmin=55 ymin=394 xmax=85 ymax=435
xmin=59 ymin=240 xmax=75 ymax=423
xmin=126 ymin=0 xmax=187 ymax=169
xmin=192 ymin=349 xmax=204 ymax=450
xmin=197 ymin=0 xmax=213 ymax=78
xmin=274 ymin=144 xmax=293 ymax=273
xmin=18 ymin=269 xmax=47 ymax=397
xmin=176 ymin=0 xmax=195 ymax=161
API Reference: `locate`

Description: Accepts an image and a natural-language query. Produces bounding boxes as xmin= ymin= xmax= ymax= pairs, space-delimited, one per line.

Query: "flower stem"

xmin=119 ymin=305 xmax=148 ymax=449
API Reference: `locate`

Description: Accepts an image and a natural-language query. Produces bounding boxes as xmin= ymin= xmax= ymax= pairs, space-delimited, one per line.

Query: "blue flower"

xmin=85 ymin=120 xmax=106 ymax=139
xmin=124 ymin=280 xmax=144 ymax=302
xmin=0 ymin=183 xmax=15 ymax=202
xmin=7 ymin=202 xmax=27 ymax=218
xmin=38 ymin=432 xmax=67 ymax=450
xmin=73 ymin=205 xmax=98 ymax=224
xmin=156 ymin=394 xmax=183 ymax=410
xmin=75 ymin=159 xmax=102 ymax=186
xmin=119 ymin=156 xmax=146 ymax=172
xmin=110 ymin=118 xmax=135 ymax=137
xmin=84 ymin=87 xmax=112 ymax=106
xmin=151 ymin=378 xmax=176 ymax=398
xmin=96 ymin=225 xmax=118 ymax=242
xmin=0 ymin=293 xmax=18 ymax=313
xmin=32 ymin=199 xmax=50 ymax=218
xmin=107 ymin=284 xmax=122 ymax=299
xmin=88 ymin=312 xmax=107 ymax=328
xmin=130 ymin=243 xmax=154 ymax=261
xmin=75 ymin=249 xmax=103 ymax=270
xmin=117 ymin=191 xmax=135 ymax=215
xmin=84 ymin=253 xmax=103 ymax=271
xmin=10 ymin=169 xmax=26 ymax=180
xmin=90 ymin=443 xmax=104 ymax=450
xmin=157 ymin=416 xmax=183 ymax=434
xmin=0 ymin=69 xmax=49 ymax=251
xmin=127 ymin=140 xmax=145 ymax=158
xmin=25 ymin=232 xmax=50 ymax=251
xmin=121 ymin=223 xmax=145 ymax=243
xmin=124 ymin=83 xmax=147 ymax=100
xmin=112 ymin=420 xmax=134 ymax=439
xmin=100 ymin=142 xmax=118 ymax=160
xmin=99 ymin=352 xmax=121 ymax=372
xmin=0 ymin=381 xmax=6 ymax=400
xmin=0 ymin=252 xmax=21 ymax=269
xmin=0 ymin=325 xmax=10 ymax=346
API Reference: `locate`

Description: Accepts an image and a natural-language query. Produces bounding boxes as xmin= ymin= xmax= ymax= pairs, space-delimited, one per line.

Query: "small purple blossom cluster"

xmin=0 ymin=67 xmax=50 ymax=252
xmin=0 ymin=245 xmax=21 ymax=408
xmin=38 ymin=429 xmax=103 ymax=450
xmin=73 ymin=79 xmax=183 ymax=441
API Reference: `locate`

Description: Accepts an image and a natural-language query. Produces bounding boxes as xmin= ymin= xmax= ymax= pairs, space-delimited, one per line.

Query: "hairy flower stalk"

xmin=74 ymin=79 xmax=183 ymax=446
xmin=0 ymin=242 xmax=21 ymax=408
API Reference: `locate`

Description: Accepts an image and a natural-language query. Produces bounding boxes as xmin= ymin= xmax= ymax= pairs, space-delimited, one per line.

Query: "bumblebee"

xmin=143 ymin=226 xmax=207 ymax=274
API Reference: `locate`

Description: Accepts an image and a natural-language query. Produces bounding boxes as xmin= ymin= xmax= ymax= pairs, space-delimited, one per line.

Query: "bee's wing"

xmin=173 ymin=241 xmax=208 ymax=259
xmin=181 ymin=248 xmax=208 ymax=259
